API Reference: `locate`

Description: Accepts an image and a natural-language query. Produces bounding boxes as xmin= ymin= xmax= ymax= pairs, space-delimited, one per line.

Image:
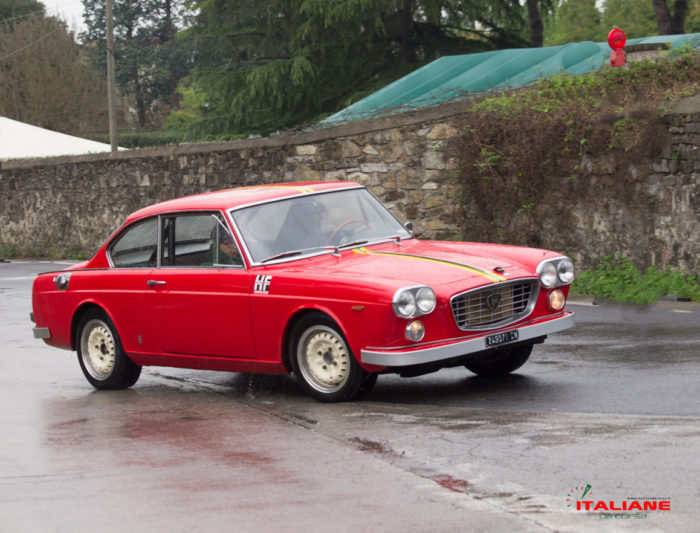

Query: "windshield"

xmin=230 ymin=188 xmax=412 ymax=263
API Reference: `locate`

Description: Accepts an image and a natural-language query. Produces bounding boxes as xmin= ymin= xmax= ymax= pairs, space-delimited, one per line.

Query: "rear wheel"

xmin=77 ymin=310 xmax=141 ymax=390
xmin=464 ymin=344 xmax=533 ymax=377
xmin=289 ymin=313 xmax=375 ymax=402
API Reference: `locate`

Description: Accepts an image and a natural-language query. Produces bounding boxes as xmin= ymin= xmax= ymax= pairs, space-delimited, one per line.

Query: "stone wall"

xmin=1 ymin=97 xmax=699 ymax=274
xmin=644 ymin=96 xmax=700 ymax=273
xmin=0 ymin=103 xmax=465 ymax=258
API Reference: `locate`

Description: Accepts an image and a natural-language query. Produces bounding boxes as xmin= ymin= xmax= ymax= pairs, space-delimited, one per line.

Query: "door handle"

xmin=146 ymin=280 xmax=167 ymax=286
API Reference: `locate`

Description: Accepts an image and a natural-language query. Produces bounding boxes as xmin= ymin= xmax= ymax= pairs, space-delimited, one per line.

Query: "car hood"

xmin=294 ymin=239 xmax=561 ymax=294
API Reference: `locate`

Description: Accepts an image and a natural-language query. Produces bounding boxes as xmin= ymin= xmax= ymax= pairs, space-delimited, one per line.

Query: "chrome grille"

xmin=451 ymin=280 xmax=538 ymax=330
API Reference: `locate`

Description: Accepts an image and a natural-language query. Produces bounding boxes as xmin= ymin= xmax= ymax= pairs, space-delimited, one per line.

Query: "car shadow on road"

xmin=216 ymin=370 xmax=566 ymax=408
xmin=139 ymin=366 xmax=575 ymax=409
xmin=364 ymin=372 xmax=546 ymax=404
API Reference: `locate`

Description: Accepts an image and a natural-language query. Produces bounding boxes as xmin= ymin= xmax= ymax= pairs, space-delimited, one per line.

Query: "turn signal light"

xmin=405 ymin=320 xmax=425 ymax=342
xmin=548 ymin=290 xmax=566 ymax=311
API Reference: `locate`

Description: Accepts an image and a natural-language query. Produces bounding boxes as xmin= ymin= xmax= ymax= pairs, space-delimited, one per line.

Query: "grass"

xmin=0 ymin=243 xmax=17 ymax=260
xmin=571 ymin=255 xmax=700 ymax=304
xmin=0 ymin=243 xmax=85 ymax=261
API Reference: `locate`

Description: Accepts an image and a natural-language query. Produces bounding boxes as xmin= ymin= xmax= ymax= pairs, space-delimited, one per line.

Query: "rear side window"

xmin=109 ymin=218 xmax=158 ymax=268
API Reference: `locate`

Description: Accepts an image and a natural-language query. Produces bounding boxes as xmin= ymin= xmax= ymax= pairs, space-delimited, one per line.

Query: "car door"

xmin=105 ymin=216 xmax=159 ymax=355
xmin=143 ymin=212 xmax=255 ymax=358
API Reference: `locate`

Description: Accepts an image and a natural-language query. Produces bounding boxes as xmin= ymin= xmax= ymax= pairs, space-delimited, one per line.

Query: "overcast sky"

xmin=43 ymin=0 xmax=86 ymax=33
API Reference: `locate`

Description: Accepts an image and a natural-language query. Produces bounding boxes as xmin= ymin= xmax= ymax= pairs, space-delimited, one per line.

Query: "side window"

xmin=110 ymin=218 xmax=158 ymax=268
xmin=161 ymin=213 xmax=243 ymax=267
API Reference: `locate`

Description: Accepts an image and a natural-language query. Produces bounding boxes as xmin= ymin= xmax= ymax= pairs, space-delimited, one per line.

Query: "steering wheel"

xmin=328 ymin=219 xmax=371 ymax=245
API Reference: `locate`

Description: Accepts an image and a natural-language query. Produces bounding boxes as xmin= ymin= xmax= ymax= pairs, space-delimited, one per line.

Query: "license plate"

xmin=485 ymin=330 xmax=519 ymax=347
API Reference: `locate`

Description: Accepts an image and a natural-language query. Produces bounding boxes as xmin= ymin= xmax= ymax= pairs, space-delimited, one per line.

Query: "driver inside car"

xmin=203 ymin=225 xmax=242 ymax=266
xmin=286 ymin=198 xmax=328 ymax=248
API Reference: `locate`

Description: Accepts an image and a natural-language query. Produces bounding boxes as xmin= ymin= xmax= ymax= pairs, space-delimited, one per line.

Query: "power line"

xmin=0 ymin=27 xmax=61 ymax=62
xmin=0 ymin=0 xmax=83 ymax=27
xmin=0 ymin=7 xmax=46 ymax=27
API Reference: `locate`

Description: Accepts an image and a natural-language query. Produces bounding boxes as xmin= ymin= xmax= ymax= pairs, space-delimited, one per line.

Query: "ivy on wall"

xmin=450 ymin=49 xmax=700 ymax=250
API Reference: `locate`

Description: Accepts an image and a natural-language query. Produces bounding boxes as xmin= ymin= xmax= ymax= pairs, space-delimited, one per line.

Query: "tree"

xmin=545 ymin=0 xmax=605 ymax=45
xmin=0 ymin=14 xmax=107 ymax=133
xmin=527 ymin=0 xmax=545 ymax=46
xmin=80 ymin=0 xmax=192 ymax=129
xmin=0 ymin=0 xmax=44 ymax=24
xmin=685 ymin=0 xmax=700 ymax=32
xmin=652 ymin=0 xmax=688 ymax=34
xmin=602 ymin=0 xmax=657 ymax=39
xmin=180 ymin=0 xmax=541 ymax=138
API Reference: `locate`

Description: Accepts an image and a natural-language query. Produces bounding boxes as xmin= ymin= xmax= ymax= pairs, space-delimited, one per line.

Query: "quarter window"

xmin=109 ymin=218 xmax=158 ymax=268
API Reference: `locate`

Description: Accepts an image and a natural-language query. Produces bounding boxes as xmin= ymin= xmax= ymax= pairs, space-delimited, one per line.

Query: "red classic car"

xmin=31 ymin=181 xmax=575 ymax=402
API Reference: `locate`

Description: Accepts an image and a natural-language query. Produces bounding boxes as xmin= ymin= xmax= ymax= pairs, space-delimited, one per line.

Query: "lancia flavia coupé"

xmin=31 ymin=181 xmax=575 ymax=402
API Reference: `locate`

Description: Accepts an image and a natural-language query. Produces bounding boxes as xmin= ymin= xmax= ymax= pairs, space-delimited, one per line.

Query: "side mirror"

xmin=404 ymin=221 xmax=414 ymax=234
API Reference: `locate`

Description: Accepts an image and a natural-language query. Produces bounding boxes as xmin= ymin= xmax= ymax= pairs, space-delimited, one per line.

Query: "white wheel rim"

xmin=297 ymin=325 xmax=350 ymax=394
xmin=81 ymin=319 xmax=116 ymax=380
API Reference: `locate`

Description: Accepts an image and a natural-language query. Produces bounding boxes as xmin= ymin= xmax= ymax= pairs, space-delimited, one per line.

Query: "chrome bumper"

xmin=361 ymin=313 xmax=575 ymax=367
xmin=33 ymin=327 xmax=51 ymax=339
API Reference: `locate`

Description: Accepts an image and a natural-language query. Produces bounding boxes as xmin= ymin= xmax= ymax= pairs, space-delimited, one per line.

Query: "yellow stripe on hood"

xmin=353 ymin=247 xmax=507 ymax=283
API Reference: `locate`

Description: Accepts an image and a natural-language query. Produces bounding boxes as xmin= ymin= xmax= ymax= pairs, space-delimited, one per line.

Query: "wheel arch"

xmin=282 ymin=307 xmax=349 ymax=372
xmin=70 ymin=302 xmax=113 ymax=350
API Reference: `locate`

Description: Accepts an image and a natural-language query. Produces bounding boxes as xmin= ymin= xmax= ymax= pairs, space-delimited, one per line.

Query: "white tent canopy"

xmin=0 ymin=117 xmax=113 ymax=159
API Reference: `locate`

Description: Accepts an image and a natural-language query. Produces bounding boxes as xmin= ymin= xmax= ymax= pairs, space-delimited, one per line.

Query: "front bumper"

xmin=361 ymin=312 xmax=574 ymax=367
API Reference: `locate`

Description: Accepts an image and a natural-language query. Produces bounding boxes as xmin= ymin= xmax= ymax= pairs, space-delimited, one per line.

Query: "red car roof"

xmin=126 ymin=181 xmax=361 ymax=222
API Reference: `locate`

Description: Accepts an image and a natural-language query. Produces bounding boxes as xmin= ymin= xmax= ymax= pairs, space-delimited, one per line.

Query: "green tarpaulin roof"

xmin=320 ymin=33 xmax=700 ymax=126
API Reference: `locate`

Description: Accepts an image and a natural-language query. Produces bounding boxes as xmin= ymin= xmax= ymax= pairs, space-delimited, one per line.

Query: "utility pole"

xmin=106 ymin=0 xmax=118 ymax=152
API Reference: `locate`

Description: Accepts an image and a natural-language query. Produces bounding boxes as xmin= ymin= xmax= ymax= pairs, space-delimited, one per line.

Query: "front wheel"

xmin=289 ymin=313 xmax=375 ymax=402
xmin=77 ymin=310 xmax=141 ymax=390
xmin=464 ymin=344 xmax=533 ymax=377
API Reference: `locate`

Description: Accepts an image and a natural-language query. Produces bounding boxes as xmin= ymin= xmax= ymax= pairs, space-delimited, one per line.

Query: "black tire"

xmin=464 ymin=344 xmax=533 ymax=377
xmin=76 ymin=310 xmax=142 ymax=390
xmin=289 ymin=312 xmax=375 ymax=402
xmin=359 ymin=372 xmax=379 ymax=396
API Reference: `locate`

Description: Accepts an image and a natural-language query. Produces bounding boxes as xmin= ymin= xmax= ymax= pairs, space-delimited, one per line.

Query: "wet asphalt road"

xmin=1 ymin=261 xmax=699 ymax=532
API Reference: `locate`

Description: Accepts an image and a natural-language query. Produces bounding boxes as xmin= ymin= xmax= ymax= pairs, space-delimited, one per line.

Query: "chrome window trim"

xmin=156 ymin=214 xmax=163 ymax=268
xmin=107 ymin=210 xmax=249 ymax=270
xmin=227 ymin=186 xmax=412 ymax=267
xmin=106 ymin=215 xmax=160 ymax=269
xmin=227 ymin=188 xmax=360 ymax=267
xmin=159 ymin=212 xmax=246 ymax=270
xmin=227 ymin=184 xmax=363 ymax=213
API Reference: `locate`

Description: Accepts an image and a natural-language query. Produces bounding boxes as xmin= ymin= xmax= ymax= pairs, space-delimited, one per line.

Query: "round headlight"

xmin=540 ymin=262 xmax=557 ymax=288
xmin=394 ymin=290 xmax=417 ymax=317
xmin=557 ymin=259 xmax=575 ymax=284
xmin=416 ymin=287 xmax=436 ymax=314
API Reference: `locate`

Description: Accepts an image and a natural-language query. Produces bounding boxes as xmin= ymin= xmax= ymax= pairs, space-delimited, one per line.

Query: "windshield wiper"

xmin=335 ymin=239 xmax=368 ymax=250
xmin=352 ymin=235 xmax=405 ymax=248
xmin=260 ymin=246 xmax=337 ymax=264
xmin=260 ymin=240 xmax=376 ymax=263
xmin=259 ymin=250 xmax=304 ymax=263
